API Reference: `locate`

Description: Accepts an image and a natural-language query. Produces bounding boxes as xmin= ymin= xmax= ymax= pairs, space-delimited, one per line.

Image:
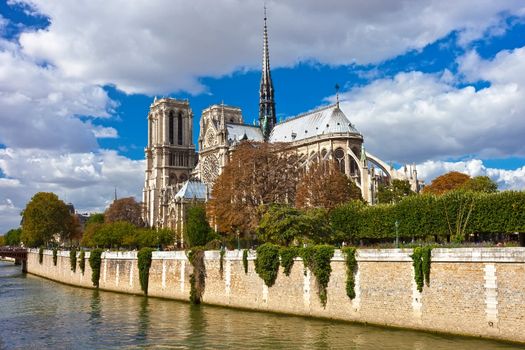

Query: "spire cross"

xmin=335 ymin=83 xmax=340 ymax=107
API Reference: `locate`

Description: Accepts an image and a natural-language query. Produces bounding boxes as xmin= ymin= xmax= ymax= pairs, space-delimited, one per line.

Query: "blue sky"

xmin=1 ymin=0 xmax=525 ymax=233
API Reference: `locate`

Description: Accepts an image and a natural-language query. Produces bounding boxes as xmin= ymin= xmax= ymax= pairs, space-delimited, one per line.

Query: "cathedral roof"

xmin=269 ymin=104 xmax=360 ymax=143
xmin=174 ymin=180 xmax=207 ymax=201
xmin=226 ymin=123 xmax=263 ymax=143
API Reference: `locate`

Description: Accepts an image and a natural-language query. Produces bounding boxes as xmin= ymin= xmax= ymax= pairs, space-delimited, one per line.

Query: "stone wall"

xmin=26 ymin=248 xmax=525 ymax=344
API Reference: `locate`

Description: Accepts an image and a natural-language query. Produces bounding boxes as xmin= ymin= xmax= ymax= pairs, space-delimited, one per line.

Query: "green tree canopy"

xmin=4 ymin=228 xmax=22 ymax=246
xmin=86 ymin=213 xmax=105 ymax=226
xmin=462 ymin=176 xmax=498 ymax=193
xmin=21 ymin=192 xmax=73 ymax=247
xmin=377 ymin=179 xmax=414 ymax=204
xmin=185 ymin=205 xmax=212 ymax=247
xmin=257 ymin=205 xmax=310 ymax=246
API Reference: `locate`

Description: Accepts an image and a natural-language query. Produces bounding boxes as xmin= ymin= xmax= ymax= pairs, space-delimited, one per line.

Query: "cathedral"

xmin=143 ymin=13 xmax=421 ymax=241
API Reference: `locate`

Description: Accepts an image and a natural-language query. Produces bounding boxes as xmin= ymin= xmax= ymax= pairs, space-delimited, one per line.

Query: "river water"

xmin=0 ymin=261 xmax=521 ymax=350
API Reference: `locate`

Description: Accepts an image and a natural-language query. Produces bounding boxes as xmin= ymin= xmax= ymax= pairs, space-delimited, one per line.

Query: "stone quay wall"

xmin=26 ymin=248 xmax=525 ymax=344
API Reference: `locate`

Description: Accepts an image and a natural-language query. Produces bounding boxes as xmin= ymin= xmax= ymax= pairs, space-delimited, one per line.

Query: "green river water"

xmin=0 ymin=261 xmax=522 ymax=349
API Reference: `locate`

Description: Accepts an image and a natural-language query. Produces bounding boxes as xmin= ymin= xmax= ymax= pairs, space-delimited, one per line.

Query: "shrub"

xmin=300 ymin=245 xmax=334 ymax=307
xmin=219 ymin=248 xmax=225 ymax=279
xmin=254 ymin=243 xmax=280 ymax=287
xmin=187 ymin=247 xmax=206 ymax=304
xmin=342 ymin=247 xmax=358 ymax=299
xmin=242 ymin=249 xmax=249 ymax=274
xmin=70 ymin=248 xmax=77 ymax=272
xmin=138 ymin=248 xmax=154 ymax=295
xmin=279 ymin=246 xmax=299 ymax=276
xmin=52 ymin=248 xmax=58 ymax=266
xmin=38 ymin=247 xmax=44 ymax=264
xmin=411 ymin=247 xmax=432 ymax=292
xmin=89 ymin=249 xmax=103 ymax=288
xmin=79 ymin=250 xmax=85 ymax=274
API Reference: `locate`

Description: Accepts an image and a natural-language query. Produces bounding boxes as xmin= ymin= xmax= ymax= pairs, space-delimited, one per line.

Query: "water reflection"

xmin=0 ymin=261 xmax=521 ymax=349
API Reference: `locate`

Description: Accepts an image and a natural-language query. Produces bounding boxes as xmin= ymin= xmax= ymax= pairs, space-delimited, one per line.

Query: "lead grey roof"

xmin=226 ymin=123 xmax=264 ymax=143
xmin=175 ymin=180 xmax=207 ymax=201
xmin=269 ymin=104 xmax=360 ymax=143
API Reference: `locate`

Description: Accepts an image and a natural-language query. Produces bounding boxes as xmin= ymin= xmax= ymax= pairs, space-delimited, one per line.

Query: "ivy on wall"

xmin=243 ymin=249 xmax=249 ymax=274
xmin=188 ymin=247 xmax=206 ymax=304
xmin=89 ymin=249 xmax=103 ymax=288
xmin=279 ymin=247 xmax=299 ymax=277
xmin=219 ymin=248 xmax=225 ymax=279
xmin=411 ymin=246 xmax=432 ymax=292
xmin=79 ymin=250 xmax=85 ymax=274
xmin=300 ymin=245 xmax=335 ymax=307
xmin=70 ymin=248 xmax=77 ymax=273
xmin=342 ymin=247 xmax=358 ymax=300
xmin=138 ymin=248 xmax=154 ymax=295
xmin=38 ymin=247 xmax=44 ymax=264
xmin=254 ymin=243 xmax=280 ymax=287
xmin=52 ymin=248 xmax=58 ymax=266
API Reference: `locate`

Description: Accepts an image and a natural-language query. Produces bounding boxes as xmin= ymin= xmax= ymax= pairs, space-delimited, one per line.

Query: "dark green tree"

xmin=257 ymin=205 xmax=310 ymax=246
xmin=21 ymin=192 xmax=73 ymax=247
xmin=185 ymin=205 xmax=212 ymax=247
xmin=4 ymin=228 xmax=22 ymax=246
xmin=377 ymin=179 xmax=414 ymax=204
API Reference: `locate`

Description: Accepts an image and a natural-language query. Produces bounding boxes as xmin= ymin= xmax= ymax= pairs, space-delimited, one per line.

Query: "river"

xmin=0 ymin=261 xmax=521 ymax=349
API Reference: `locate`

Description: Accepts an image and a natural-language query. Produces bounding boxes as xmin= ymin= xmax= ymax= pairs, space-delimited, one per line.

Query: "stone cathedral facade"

xmin=143 ymin=13 xmax=422 ymax=241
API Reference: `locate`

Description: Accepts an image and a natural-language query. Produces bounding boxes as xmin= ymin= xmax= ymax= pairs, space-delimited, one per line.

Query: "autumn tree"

xmin=208 ymin=141 xmax=301 ymax=236
xmin=21 ymin=192 xmax=73 ymax=247
xmin=104 ymin=197 xmax=143 ymax=227
xmin=422 ymin=171 xmax=470 ymax=195
xmin=377 ymin=179 xmax=414 ymax=204
xmin=296 ymin=161 xmax=361 ymax=211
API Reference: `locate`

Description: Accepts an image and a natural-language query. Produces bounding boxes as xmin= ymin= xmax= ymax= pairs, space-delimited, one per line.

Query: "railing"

xmin=0 ymin=247 xmax=28 ymax=261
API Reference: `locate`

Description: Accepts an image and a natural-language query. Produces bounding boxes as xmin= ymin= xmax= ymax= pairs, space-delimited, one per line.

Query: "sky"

xmin=1 ymin=0 xmax=525 ymax=233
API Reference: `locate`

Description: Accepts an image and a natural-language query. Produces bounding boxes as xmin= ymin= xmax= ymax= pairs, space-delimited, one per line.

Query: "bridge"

xmin=0 ymin=247 xmax=28 ymax=272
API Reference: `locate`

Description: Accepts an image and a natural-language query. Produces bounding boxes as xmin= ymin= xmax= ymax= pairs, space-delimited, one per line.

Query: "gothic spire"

xmin=259 ymin=5 xmax=276 ymax=140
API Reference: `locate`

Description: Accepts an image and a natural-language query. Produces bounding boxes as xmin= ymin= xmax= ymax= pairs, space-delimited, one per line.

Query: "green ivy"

xmin=79 ymin=250 xmax=85 ymax=274
xmin=279 ymin=246 xmax=299 ymax=277
xmin=188 ymin=247 xmax=206 ymax=304
xmin=242 ymin=249 xmax=249 ymax=274
xmin=254 ymin=243 xmax=280 ymax=287
xmin=411 ymin=247 xmax=432 ymax=292
xmin=300 ymin=245 xmax=335 ymax=307
xmin=342 ymin=247 xmax=358 ymax=300
xmin=38 ymin=247 xmax=44 ymax=264
xmin=89 ymin=249 xmax=103 ymax=288
xmin=70 ymin=248 xmax=77 ymax=272
xmin=52 ymin=248 xmax=58 ymax=266
xmin=219 ymin=248 xmax=225 ymax=279
xmin=138 ymin=248 xmax=154 ymax=295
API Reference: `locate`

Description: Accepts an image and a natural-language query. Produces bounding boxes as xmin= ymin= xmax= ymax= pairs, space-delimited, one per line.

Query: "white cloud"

xmin=339 ymin=44 xmax=525 ymax=164
xmin=0 ymin=148 xmax=144 ymax=233
xmin=13 ymin=0 xmax=525 ymax=94
xmin=417 ymin=159 xmax=525 ymax=190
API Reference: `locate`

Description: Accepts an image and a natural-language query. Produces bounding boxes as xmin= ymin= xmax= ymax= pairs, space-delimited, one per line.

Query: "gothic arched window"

xmin=169 ymin=111 xmax=174 ymax=144
xmin=177 ymin=112 xmax=183 ymax=145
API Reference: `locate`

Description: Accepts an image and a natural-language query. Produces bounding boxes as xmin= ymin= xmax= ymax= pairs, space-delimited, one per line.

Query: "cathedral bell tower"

xmin=259 ymin=7 xmax=276 ymax=140
xmin=143 ymin=98 xmax=196 ymax=228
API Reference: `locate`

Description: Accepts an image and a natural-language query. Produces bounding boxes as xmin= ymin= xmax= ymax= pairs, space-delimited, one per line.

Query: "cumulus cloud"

xmin=339 ymin=44 xmax=525 ymax=164
xmin=417 ymin=159 xmax=525 ymax=190
xmin=0 ymin=148 xmax=144 ymax=233
xmin=14 ymin=0 xmax=525 ymax=94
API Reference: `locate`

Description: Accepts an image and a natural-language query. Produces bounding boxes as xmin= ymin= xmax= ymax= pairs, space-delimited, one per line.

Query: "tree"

xmin=377 ymin=179 xmax=414 ymax=204
xmin=462 ymin=176 xmax=498 ymax=193
xmin=208 ymin=141 xmax=300 ymax=236
xmin=86 ymin=213 xmax=105 ymax=225
xmin=104 ymin=197 xmax=143 ymax=227
xmin=185 ymin=205 xmax=212 ymax=247
xmin=0 ymin=236 xmax=4 ymax=247
xmin=330 ymin=201 xmax=366 ymax=244
xmin=21 ymin=192 xmax=73 ymax=247
xmin=92 ymin=221 xmax=136 ymax=248
xmin=4 ymin=228 xmax=22 ymax=246
xmin=296 ymin=161 xmax=361 ymax=210
xmin=257 ymin=205 xmax=310 ymax=246
xmin=422 ymin=171 xmax=470 ymax=195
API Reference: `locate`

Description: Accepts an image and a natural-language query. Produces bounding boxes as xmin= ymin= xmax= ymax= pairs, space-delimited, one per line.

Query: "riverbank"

xmin=26 ymin=248 xmax=525 ymax=344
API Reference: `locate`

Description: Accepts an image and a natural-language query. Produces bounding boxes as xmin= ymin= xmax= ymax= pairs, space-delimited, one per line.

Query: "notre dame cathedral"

xmin=143 ymin=13 xmax=421 ymax=240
